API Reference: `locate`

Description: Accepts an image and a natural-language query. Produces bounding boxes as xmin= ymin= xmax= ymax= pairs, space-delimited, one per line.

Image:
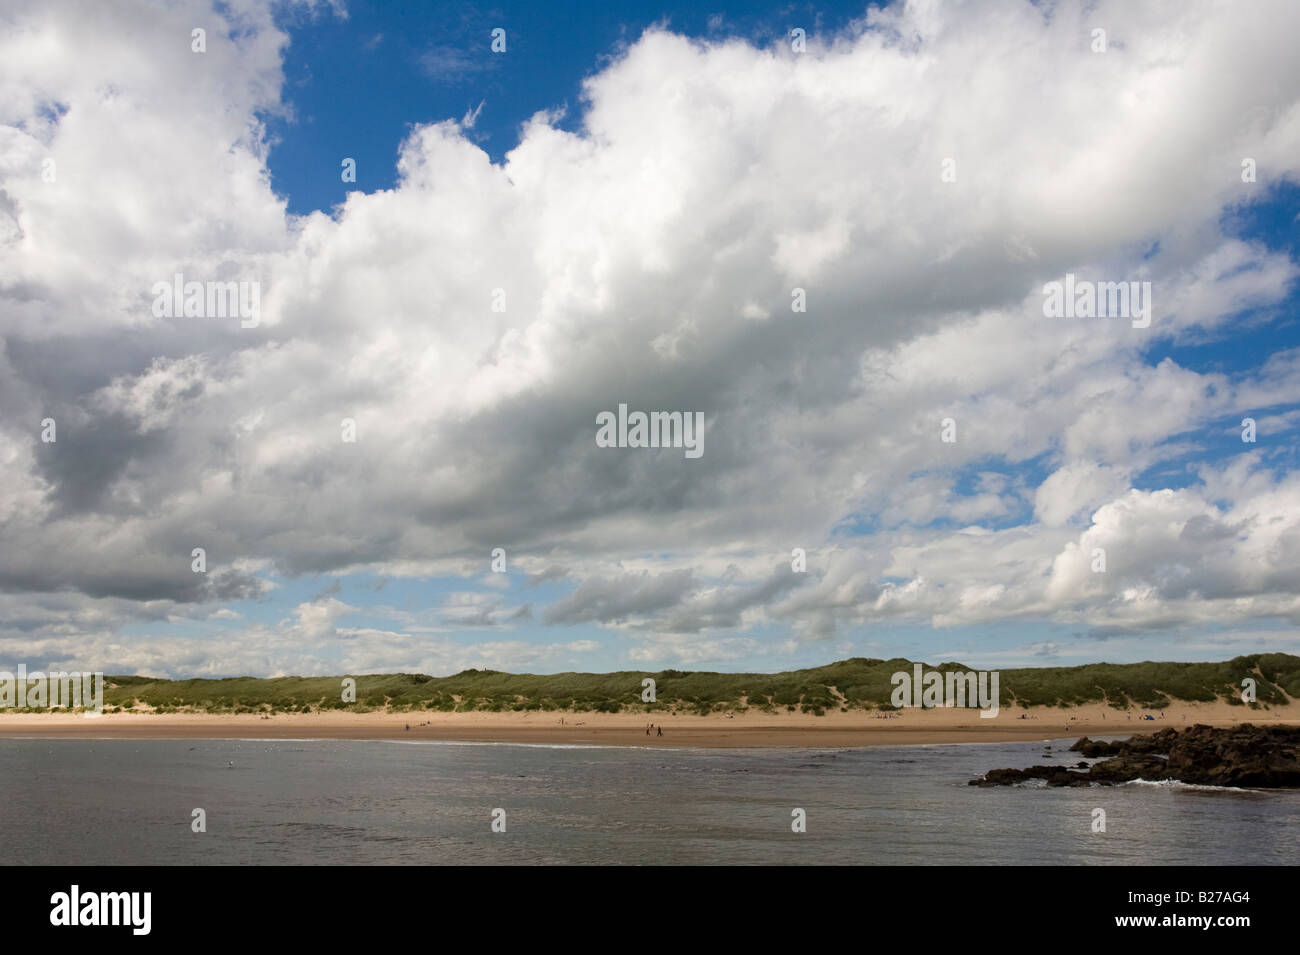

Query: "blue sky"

xmin=246 ymin=3 xmax=1300 ymax=672
xmin=266 ymin=0 xmax=865 ymax=216
xmin=4 ymin=0 xmax=1300 ymax=678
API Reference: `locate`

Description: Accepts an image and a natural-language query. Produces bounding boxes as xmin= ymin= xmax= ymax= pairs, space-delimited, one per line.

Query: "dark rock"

xmin=972 ymin=724 xmax=1300 ymax=789
xmin=1085 ymin=754 xmax=1171 ymax=784
xmin=969 ymin=764 xmax=1090 ymax=787
xmin=1069 ymin=736 xmax=1124 ymax=757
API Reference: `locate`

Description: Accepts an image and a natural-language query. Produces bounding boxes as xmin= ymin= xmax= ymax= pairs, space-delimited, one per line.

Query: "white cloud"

xmin=1 ymin=0 xmax=1299 ymax=673
xmin=1035 ymin=462 xmax=1132 ymax=527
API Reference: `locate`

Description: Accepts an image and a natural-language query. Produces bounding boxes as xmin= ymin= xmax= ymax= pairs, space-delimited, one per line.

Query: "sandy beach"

xmin=2 ymin=699 xmax=1297 ymax=747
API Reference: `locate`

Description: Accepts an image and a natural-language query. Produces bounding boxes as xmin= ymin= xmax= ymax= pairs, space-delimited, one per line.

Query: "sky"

xmin=1 ymin=0 xmax=1298 ymax=678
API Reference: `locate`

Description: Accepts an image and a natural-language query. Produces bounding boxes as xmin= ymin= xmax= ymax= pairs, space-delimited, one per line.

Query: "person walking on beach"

xmin=656 ymin=726 xmax=663 ymax=737
xmin=646 ymin=724 xmax=650 ymax=735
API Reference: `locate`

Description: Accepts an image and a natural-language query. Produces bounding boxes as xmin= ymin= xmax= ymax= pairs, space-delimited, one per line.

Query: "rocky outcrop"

xmin=970 ymin=724 xmax=1300 ymax=788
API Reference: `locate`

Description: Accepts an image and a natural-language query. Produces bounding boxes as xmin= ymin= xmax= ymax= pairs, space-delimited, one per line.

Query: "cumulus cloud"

xmin=1034 ymin=462 xmax=1132 ymax=527
xmin=1 ymin=0 xmax=1299 ymax=673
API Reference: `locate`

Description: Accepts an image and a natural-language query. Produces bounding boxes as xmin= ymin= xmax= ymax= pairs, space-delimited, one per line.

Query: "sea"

xmin=2 ymin=736 xmax=1296 ymax=865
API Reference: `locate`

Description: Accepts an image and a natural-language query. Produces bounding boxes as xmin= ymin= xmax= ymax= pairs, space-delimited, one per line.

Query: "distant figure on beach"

xmin=405 ymin=723 xmax=409 ymax=731
xmin=656 ymin=726 xmax=663 ymax=737
xmin=646 ymin=725 xmax=650 ymax=735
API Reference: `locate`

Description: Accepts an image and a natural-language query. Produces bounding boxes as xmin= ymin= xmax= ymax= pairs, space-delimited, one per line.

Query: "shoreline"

xmin=2 ymin=699 xmax=1296 ymax=748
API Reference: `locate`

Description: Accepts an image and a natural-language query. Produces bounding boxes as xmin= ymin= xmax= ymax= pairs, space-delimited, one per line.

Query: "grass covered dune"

xmin=86 ymin=653 xmax=1300 ymax=716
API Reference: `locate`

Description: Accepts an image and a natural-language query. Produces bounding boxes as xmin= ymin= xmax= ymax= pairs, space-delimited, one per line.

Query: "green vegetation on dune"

xmin=95 ymin=653 xmax=1300 ymax=716
xmin=999 ymin=655 xmax=1298 ymax=709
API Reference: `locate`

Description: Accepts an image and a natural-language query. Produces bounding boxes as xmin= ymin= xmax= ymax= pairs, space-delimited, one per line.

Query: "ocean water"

xmin=1 ymin=737 xmax=1296 ymax=865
